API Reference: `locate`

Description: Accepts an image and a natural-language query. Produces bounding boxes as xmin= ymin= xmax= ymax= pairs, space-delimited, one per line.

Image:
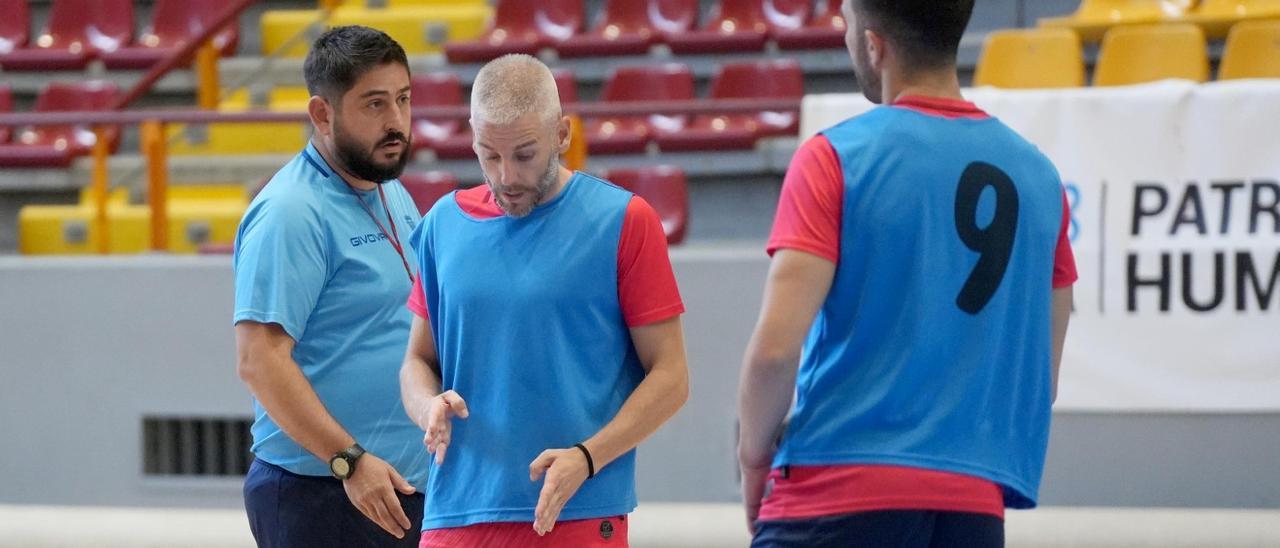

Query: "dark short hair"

xmin=303 ymin=25 xmax=409 ymax=105
xmin=852 ymin=0 xmax=975 ymax=69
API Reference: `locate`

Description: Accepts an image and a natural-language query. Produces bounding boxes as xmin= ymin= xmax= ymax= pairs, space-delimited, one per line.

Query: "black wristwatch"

xmin=329 ymin=443 xmax=366 ymax=480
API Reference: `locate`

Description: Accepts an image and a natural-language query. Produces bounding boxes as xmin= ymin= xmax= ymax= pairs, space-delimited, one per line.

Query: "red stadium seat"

xmin=102 ymin=0 xmax=240 ymax=69
xmin=0 ymin=85 xmax=12 ymax=144
xmin=0 ymin=81 xmax=119 ymax=168
xmin=423 ymin=70 xmax=578 ymax=160
xmin=444 ymin=0 xmax=583 ymax=64
xmin=656 ymin=60 xmax=803 ymax=152
xmin=588 ymin=64 xmax=695 ymax=155
xmin=775 ymin=0 xmax=847 ymax=50
xmin=410 ymin=72 xmax=470 ymax=157
xmin=601 ymin=166 xmax=690 ymax=245
xmin=0 ymin=0 xmax=133 ymax=71
xmin=0 ymin=0 xmax=30 ymax=57
xmin=556 ymin=0 xmax=700 ymax=58
xmin=666 ymin=0 xmax=809 ymax=54
xmin=400 ymin=171 xmax=461 ymax=214
xmin=553 ymin=68 xmax=578 ymax=104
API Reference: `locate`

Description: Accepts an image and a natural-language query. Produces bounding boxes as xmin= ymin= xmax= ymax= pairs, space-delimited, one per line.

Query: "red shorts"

xmin=419 ymin=515 xmax=628 ymax=548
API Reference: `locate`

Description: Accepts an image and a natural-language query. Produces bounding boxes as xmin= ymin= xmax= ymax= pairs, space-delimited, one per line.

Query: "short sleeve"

xmin=1053 ymin=189 xmax=1078 ymax=288
xmin=407 ymin=276 xmax=429 ymax=319
xmin=766 ymin=135 xmax=844 ymax=263
xmin=232 ymin=197 xmax=328 ymax=341
xmin=618 ymin=196 xmax=684 ymax=327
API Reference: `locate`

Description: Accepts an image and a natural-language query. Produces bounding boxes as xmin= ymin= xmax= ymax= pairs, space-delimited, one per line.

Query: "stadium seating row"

xmin=261 ymin=3 xmax=492 ymax=57
xmin=143 ymin=60 xmax=802 ymax=161
xmin=0 ymin=81 xmax=120 ymax=168
xmin=1041 ymin=0 xmax=1280 ymax=42
xmin=400 ymin=167 xmax=689 ymax=245
xmin=406 ymin=60 xmax=803 ymax=158
xmin=261 ymin=0 xmax=846 ymax=60
xmin=16 ymin=165 xmax=689 ymax=255
xmin=0 ymin=0 xmax=237 ymax=71
xmin=976 ymin=19 xmax=1280 ymax=88
xmin=18 ymin=185 xmax=247 ymax=255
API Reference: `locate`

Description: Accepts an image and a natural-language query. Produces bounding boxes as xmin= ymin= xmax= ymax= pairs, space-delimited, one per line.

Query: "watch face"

xmin=332 ymin=458 xmax=351 ymax=478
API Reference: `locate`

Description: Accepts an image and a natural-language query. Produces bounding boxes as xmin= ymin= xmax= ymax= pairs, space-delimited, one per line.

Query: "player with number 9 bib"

xmin=737 ymin=1 xmax=1078 ymax=546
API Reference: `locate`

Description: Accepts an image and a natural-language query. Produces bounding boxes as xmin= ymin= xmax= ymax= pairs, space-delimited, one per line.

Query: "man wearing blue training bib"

xmin=738 ymin=1 xmax=1077 ymax=546
xmin=233 ymin=26 xmax=426 ymax=546
xmin=400 ymin=54 xmax=690 ymax=547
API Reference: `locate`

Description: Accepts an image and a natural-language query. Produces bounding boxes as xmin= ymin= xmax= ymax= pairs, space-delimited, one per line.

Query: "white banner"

xmin=801 ymin=80 xmax=1280 ymax=412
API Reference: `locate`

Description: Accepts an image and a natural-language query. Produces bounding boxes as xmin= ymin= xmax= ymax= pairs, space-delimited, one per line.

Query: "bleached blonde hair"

xmin=469 ymin=54 xmax=562 ymax=127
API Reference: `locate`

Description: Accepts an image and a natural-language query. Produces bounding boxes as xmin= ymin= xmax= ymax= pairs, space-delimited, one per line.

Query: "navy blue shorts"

xmin=244 ymin=458 xmax=424 ymax=548
xmin=752 ymin=509 xmax=1004 ymax=548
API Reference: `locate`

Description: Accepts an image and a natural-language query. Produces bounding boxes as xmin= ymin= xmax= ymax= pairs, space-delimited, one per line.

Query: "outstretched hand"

xmin=422 ymin=390 xmax=469 ymax=465
xmin=528 ymin=447 xmax=591 ymax=536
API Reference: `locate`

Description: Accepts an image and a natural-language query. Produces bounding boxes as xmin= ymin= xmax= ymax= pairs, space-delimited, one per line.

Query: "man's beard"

xmin=334 ymin=122 xmax=411 ymax=184
xmin=852 ymin=32 xmax=883 ymax=104
xmin=488 ymin=153 xmax=561 ymax=218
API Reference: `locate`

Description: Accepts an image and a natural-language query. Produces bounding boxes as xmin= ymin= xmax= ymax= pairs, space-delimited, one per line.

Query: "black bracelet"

xmin=573 ymin=443 xmax=595 ymax=479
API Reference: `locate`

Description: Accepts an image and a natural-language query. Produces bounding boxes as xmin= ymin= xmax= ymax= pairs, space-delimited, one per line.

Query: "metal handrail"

xmin=112 ymin=0 xmax=260 ymax=110
xmin=0 ymin=98 xmax=803 ymax=127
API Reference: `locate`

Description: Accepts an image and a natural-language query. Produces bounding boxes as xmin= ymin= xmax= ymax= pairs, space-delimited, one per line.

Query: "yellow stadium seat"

xmin=167 ymin=200 xmax=247 ymax=254
xmin=1189 ymin=0 xmax=1280 ymax=37
xmin=261 ymin=5 xmax=492 ymax=57
xmin=18 ymin=198 xmax=246 ymax=255
xmin=342 ymin=0 xmax=486 ymax=6
xmin=261 ymin=10 xmax=325 ymax=58
xmin=19 ymin=205 xmax=97 ymax=255
xmin=1040 ymin=0 xmax=1190 ymax=42
xmin=270 ymin=87 xmax=312 ymax=112
xmin=216 ymin=87 xmax=261 ymax=111
xmin=1219 ymin=18 xmax=1280 ymax=78
xmin=974 ymin=29 xmax=1086 ymax=88
xmin=167 ymin=184 xmax=249 ymax=203
xmin=19 ymin=203 xmax=148 ymax=255
xmin=167 ymin=87 xmax=310 ymax=156
xmin=107 ymin=205 xmax=152 ymax=254
xmin=217 ymin=86 xmax=309 ymax=112
xmin=77 ymin=186 xmax=130 ymax=205
xmin=167 ymin=122 xmax=309 ymax=155
xmin=329 ymin=6 xmax=492 ymax=55
xmin=1094 ymin=23 xmax=1210 ymax=86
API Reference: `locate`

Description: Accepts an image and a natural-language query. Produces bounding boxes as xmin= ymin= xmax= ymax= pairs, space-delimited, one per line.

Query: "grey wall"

xmin=1 ymin=253 xmax=1277 ymax=510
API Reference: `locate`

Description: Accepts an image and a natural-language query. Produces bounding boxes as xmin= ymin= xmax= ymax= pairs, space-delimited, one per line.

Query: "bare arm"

xmin=582 ymin=315 xmax=690 ymax=469
xmin=529 ymin=315 xmax=690 ymax=535
xmin=235 ymin=320 xmax=416 ymax=538
xmin=738 ymin=250 xmax=835 ymax=468
xmin=235 ymin=321 xmax=355 ymax=459
xmin=400 ymin=314 xmax=443 ymax=430
xmin=736 ymin=250 xmax=835 ymax=532
xmin=1050 ymin=286 xmax=1073 ymax=403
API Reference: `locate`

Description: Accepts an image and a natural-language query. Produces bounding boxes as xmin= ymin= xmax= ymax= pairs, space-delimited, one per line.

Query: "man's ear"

xmin=556 ymin=114 xmax=571 ymax=155
xmin=865 ymin=29 xmax=886 ymax=72
xmin=309 ymin=95 xmax=334 ymax=137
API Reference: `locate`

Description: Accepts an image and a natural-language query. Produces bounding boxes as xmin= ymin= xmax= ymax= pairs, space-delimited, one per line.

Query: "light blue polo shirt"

xmin=233 ymin=141 xmax=427 ymax=488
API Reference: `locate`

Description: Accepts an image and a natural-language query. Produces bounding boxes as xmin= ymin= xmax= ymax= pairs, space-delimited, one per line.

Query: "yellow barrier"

xmin=19 ymin=194 xmax=247 ymax=255
xmin=342 ymin=0 xmax=487 ymax=6
xmin=262 ymin=5 xmax=492 ymax=57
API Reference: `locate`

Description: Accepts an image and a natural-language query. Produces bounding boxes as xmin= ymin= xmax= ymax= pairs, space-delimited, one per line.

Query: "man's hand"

xmin=528 ymin=447 xmax=591 ymax=536
xmin=422 ymin=390 xmax=469 ymax=465
xmin=740 ymin=464 xmax=771 ymax=535
xmin=342 ymin=453 xmax=416 ymax=539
